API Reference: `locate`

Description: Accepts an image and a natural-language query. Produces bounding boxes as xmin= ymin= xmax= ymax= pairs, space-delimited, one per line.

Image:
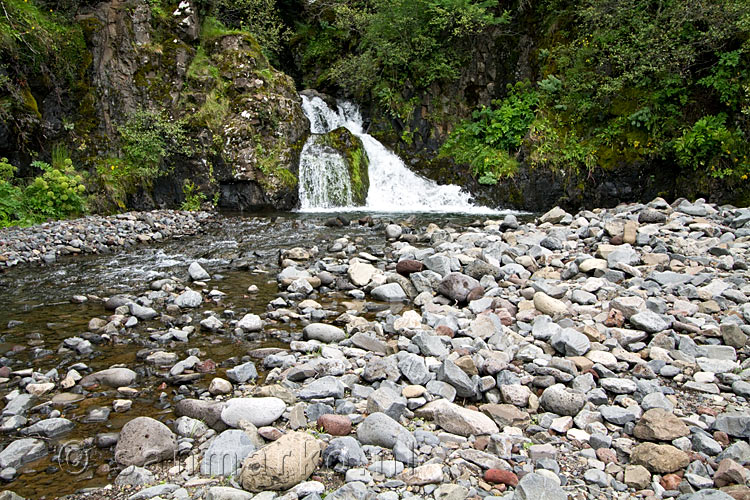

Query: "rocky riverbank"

xmin=1 ymin=198 xmax=749 ymax=500
xmin=0 ymin=210 xmax=216 ymax=269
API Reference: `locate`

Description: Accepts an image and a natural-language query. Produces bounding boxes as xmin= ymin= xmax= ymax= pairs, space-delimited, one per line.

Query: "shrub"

xmin=118 ymin=110 xmax=192 ymax=185
xmin=180 ymin=179 xmax=207 ymax=211
xmin=674 ymin=114 xmax=748 ymax=179
xmin=440 ymin=83 xmax=538 ymax=183
xmin=24 ymin=159 xmax=87 ymax=219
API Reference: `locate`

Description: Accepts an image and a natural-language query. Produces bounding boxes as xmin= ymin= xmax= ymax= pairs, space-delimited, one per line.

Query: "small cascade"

xmin=298 ymin=94 xmax=498 ymax=213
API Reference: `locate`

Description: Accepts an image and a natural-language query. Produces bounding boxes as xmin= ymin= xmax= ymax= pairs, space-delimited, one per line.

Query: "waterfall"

xmin=298 ymin=95 xmax=501 ymax=213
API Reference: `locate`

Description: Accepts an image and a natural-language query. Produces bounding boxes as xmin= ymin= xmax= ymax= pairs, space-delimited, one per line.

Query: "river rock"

xmin=114 ymin=416 xmax=177 ymax=466
xmin=540 ymin=384 xmax=586 ymax=416
xmin=550 ymin=328 xmax=591 ymax=356
xmin=348 ymin=262 xmax=376 ymax=286
xmin=357 ymin=412 xmax=415 ymax=448
xmin=416 ymin=400 xmax=498 ymax=436
xmin=175 ymin=399 xmax=227 ymax=431
xmin=221 ymin=397 xmax=286 ymax=427
xmin=322 ymin=436 xmax=367 ymax=469
xmin=20 ymin=417 xmax=74 ymax=438
xmin=240 ymin=431 xmax=321 ymax=491
xmin=371 ymin=283 xmax=407 ymax=302
xmin=303 ymin=323 xmax=346 ymax=343
xmin=633 ymin=408 xmax=690 ymax=441
xmin=188 ymin=262 xmax=210 ymax=280
xmin=630 ymin=442 xmax=690 ymax=473
xmin=115 ymin=465 xmax=155 ymax=487
xmin=299 ymin=376 xmax=345 ymax=400
xmin=237 ymin=314 xmax=262 ymax=332
xmin=175 ymin=289 xmax=202 ymax=308
xmin=201 ymin=429 xmax=256 ymax=476
xmin=80 ymin=367 xmax=137 ymax=388
xmin=534 ymin=292 xmax=568 ymax=316
xmin=437 ymin=272 xmax=480 ymax=303
xmin=226 ymin=361 xmax=258 ymax=384
xmin=513 ymin=472 xmax=567 ymax=500
xmin=713 ymin=412 xmax=750 ymax=438
xmin=205 ymin=487 xmax=254 ymax=500
xmin=399 ymin=463 xmax=443 ymax=485
xmin=0 ymin=438 xmax=46 ymax=469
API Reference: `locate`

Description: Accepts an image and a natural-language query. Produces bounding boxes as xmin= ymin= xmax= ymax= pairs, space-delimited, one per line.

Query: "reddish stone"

xmin=660 ymin=473 xmax=682 ymax=491
xmin=0 ymin=366 xmax=11 ymax=378
xmin=485 ymin=469 xmax=518 ymax=487
xmin=698 ymin=406 xmax=719 ymax=417
xmin=605 ymin=308 xmax=625 ymax=327
xmin=714 ymin=431 xmax=730 ymax=447
xmin=596 ymin=448 xmax=618 ymax=464
xmin=196 ymin=359 xmax=216 ymax=373
xmin=435 ymin=325 xmax=455 ymax=337
xmin=396 ymin=260 xmax=424 ymax=276
xmin=258 ymin=426 xmax=283 ymax=441
xmin=610 ymin=235 xmax=623 ymax=245
xmin=496 ymin=309 xmax=513 ymax=326
xmin=317 ymin=414 xmax=352 ymax=436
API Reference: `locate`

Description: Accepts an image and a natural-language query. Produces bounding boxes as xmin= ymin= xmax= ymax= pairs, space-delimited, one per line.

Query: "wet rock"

xmin=80 ymin=367 xmax=137 ymax=388
xmin=237 ymin=314 xmax=262 ymax=332
xmin=0 ymin=438 xmax=46 ymax=469
xmin=114 ymin=416 xmax=177 ymax=466
xmin=240 ymin=431 xmax=321 ymax=491
xmin=20 ymin=417 xmax=74 ymax=438
xmin=188 ymin=262 xmax=210 ymax=281
xmin=175 ymin=289 xmax=202 ymax=308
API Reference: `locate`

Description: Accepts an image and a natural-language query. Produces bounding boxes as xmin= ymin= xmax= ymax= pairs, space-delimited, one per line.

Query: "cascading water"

xmin=298 ymin=95 xmax=500 ymax=213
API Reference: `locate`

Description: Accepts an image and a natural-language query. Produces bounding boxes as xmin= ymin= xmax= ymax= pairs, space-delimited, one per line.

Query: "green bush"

xmin=674 ymin=114 xmax=748 ymax=179
xmin=24 ymin=159 xmax=87 ymax=219
xmin=180 ymin=179 xmax=207 ymax=211
xmin=0 ymin=156 xmax=87 ymax=227
xmin=119 ymin=110 xmax=192 ymax=185
xmin=210 ymin=0 xmax=291 ymax=59
xmin=440 ymin=83 xmax=538 ymax=183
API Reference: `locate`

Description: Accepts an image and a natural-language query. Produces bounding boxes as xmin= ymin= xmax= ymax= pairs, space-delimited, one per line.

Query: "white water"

xmin=298 ymin=95 xmax=503 ymax=213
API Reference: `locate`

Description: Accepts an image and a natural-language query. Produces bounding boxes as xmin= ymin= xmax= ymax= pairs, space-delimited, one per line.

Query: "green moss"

xmin=20 ymin=87 xmax=40 ymax=118
xmin=322 ymin=127 xmax=370 ymax=204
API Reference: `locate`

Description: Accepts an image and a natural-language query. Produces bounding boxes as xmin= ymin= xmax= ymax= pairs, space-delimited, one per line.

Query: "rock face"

xmin=240 ymin=431 xmax=322 ymax=492
xmin=114 ymin=417 xmax=177 ymax=466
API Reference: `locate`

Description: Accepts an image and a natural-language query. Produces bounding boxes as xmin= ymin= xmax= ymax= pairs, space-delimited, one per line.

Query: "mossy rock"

xmin=322 ymin=127 xmax=370 ymax=205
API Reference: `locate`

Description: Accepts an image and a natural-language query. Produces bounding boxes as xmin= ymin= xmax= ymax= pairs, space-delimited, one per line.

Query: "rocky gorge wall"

xmin=1 ymin=0 xmax=310 ymax=212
